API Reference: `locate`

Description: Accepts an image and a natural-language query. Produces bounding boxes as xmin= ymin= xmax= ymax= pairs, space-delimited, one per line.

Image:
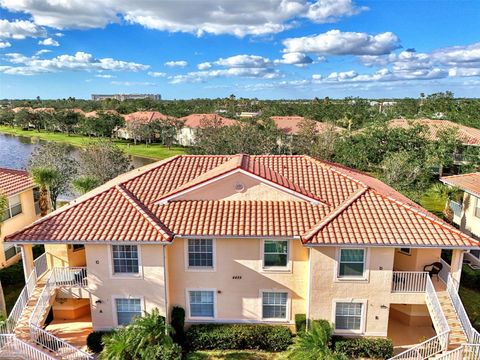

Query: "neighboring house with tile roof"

xmin=177 ymin=113 xmax=238 ymax=146
xmin=116 ymin=111 xmax=174 ymax=140
xmin=388 ymin=119 xmax=480 ymax=146
xmin=6 ymin=155 xmax=479 ymax=358
xmin=0 ymin=168 xmax=41 ymax=268
xmin=441 ymin=172 xmax=480 ymax=264
xmin=270 ymin=116 xmax=344 ymax=135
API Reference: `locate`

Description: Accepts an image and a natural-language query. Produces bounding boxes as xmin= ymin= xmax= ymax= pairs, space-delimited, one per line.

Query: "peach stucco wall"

xmin=85 ymin=244 xmax=166 ymax=331
xmin=44 ymin=244 xmax=87 ymax=268
xmin=0 ymin=188 xmax=39 ymax=267
xmin=167 ymin=237 xmax=309 ymax=326
xmin=176 ymin=172 xmax=304 ymax=202
xmin=461 ymin=193 xmax=480 ymax=238
xmin=393 ymin=248 xmax=441 ymax=272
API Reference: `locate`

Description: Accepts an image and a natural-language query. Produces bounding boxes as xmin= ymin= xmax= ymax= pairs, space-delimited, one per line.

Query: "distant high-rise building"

xmin=91 ymin=94 xmax=161 ymax=101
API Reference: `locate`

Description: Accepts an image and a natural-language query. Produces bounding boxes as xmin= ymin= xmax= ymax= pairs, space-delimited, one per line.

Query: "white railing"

xmin=447 ymin=274 xmax=480 ymax=344
xmin=388 ymin=331 xmax=450 ymax=360
xmin=435 ymin=344 xmax=480 ymax=360
xmin=392 ymin=272 xmax=429 ymax=293
xmin=30 ymin=324 xmax=92 ymax=360
xmin=29 ymin=271 xmax=56 ymax=326
xmin=438 ymin=258 xmax=451 ymax=284
xmin=34 ymin=253 xmax=48 ymax=279
xmin=52 ymin=267 xmax=88 ymax=288
xmin=389 ymin=276 xmax=450 ymax=360
xmin=0 ymin=334 xmax=56 ymax=360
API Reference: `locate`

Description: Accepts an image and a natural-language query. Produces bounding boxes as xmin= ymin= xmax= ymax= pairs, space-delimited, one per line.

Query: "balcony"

xmin=449 ymin=200 xmax=462 ymax=225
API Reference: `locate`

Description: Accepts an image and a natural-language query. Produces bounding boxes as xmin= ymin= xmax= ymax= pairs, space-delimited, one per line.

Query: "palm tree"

xmin=73 ymin=176 xmax=100 ymax=195
xmin=286 ymin=321 xmax=347 ymax=360
xmin=31 ymin=167 xmax=59 ymax=216
xmin=430 ymin=183 xmax=463 ymax=221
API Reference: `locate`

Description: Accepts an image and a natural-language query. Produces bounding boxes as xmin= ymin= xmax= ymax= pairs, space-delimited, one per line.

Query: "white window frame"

xmin=1 ymin=194 xmax=22 ymax=221
xmin=112 ymin=296 xmax=144 ymax=327
xmin=184 ymin=238 xmax=216 ymax=272
xmin=332 ymin=299 xmax=367 ymax=335
xmin=186 ymin=288 xmax=217 ymax=321
xmin=261 ymin=239 xmax=291 ymax=272
xmin=260 ymin=290 xmax=290 ymax=322
xmin=475 ymin=197 xmax=480 ymax=218
xmin=4 ymin=244 xmax=21 ymax=261
xmin=109 ymin=244 xmax=143 ymax=279
xmin=335 ymin=248 xmax=369 ymax=281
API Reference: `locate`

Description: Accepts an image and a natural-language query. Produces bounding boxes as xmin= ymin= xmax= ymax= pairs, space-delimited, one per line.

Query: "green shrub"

xmin=186 ymin=324 xmax=292 ymax=352
xmin=0 ymin=262 xmax=25 ymax=287
xmin=334 ymin=337 xmax=394 ymax=359
xmin=461 ymin=264 xmax=480 ymax=290
xmin=295 ymin=314 xmax=307 ymax=334
xmin=171 ymin=306 xmax=186 ymax=345
xmin=86 ymin=331 xmax=112 ymax=353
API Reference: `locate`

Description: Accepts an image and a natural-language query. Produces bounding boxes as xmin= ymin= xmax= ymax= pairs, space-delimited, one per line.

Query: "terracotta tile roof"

xmin=123 ymin=111 xmax=173 ymax=124
xmin=0 ymin=168 xmax=34 ymax=197
xmin=6 ymin=155 xmax=479 ymax=249
xmin=389 ymin=119 xmax=480 ymax=146
xmin=441 ymin=173 xmax=480 ymax=197
xmin=270 ymin=116 xmax=343 ymax=135
xmin=84 ymin=110 xmax=119 ymax=118
xmin=179 ymin=114 xmax=238 ymax=128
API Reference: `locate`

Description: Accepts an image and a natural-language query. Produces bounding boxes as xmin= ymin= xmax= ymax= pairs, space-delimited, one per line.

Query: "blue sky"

xmin=0 ymin=0 xmax=479 ymax=99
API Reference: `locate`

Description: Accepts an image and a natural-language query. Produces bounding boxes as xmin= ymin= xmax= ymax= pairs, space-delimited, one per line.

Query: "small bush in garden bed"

xmin=334 ymin=337 xmax=394 ymax=360
xmin=86 ymin=330 xmax=113 ymax=353
xmin=294 ymin=314 xmax=306 ymax=334
xmin=186 ymin=324 xmax=292 ymax=352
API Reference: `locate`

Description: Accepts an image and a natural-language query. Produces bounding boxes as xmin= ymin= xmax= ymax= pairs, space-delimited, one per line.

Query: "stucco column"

xmin=450 ymin=249 xmax=464 ymax=290
xmin=21 ymin=244 xmax=35 ymax=282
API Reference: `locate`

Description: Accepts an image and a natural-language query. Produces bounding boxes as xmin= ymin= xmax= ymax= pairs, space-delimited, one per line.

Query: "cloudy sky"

xmin=0 ymin=0 xmax=479 ymax=99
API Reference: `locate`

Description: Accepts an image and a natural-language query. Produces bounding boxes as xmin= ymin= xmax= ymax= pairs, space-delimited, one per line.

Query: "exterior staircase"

xmin=435 ymin=291 xmax=467 ymax=348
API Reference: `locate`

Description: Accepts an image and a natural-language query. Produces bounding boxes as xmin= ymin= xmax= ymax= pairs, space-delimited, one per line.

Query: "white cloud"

xmin=169 ymin=67 xmax=281 ymax=84
xmin=36 ymin=49 xmax=52 ymax=55
xmin=147 ymin=71 xmax=167 ymax=77
xmin=0 ymin=51 xmax=149 ymax=75
xmin=215 ymin=55 xmax=272 ymax=68
xmin=431 ymin=42 xmax=480 ymax=67
xmin=0 ymin=0 xmax=365 ymax=36
xmin=0 ymin=19 xmax=46 ymax=39
xmin=283 ymin=29 xmax=401 ymax=56
xmin=274 ymin=52 xmax=313 ymax=67
xmin=111 ymin=81 xmax=156 ymax=86
xmin=38 ymin=38 xmax=60 ymax=46
xmin=0 ymin=41 xmax=11 ymax=48
xmin=197 ymin=62 xmax=212 ymax=70
xmin=54 ymin=32 xmax=64 ymax=37
xmin=165 ymin=60 xmax=188 ymax=67
xmin=95 ymin=74 xmax=115 ymax=78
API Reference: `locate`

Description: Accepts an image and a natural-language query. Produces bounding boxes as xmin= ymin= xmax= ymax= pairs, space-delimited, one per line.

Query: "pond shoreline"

xmin=0 ymin=125 xmax=187 ymax=161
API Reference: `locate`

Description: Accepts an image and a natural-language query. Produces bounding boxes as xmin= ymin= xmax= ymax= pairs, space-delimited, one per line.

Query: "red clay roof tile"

xmin=0 ymin=168 xmax=34 ymax=197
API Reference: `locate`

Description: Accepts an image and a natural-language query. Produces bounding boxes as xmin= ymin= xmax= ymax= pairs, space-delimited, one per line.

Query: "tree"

xmin=78 ymin=140 xmax=132 ymax=185
xmin=286 ymin=320 xmax=347 ymax=360
xmin=430 ymin=183 xmax=463 ymax=221
xmin=28 ymin=143 xmax=78 ymax=210
xmin=57 ymin=110 xmax=81 ymax=135
xmin=100 ymin=308 xmax=181 ymax=360
xmin=73 ymin=176 xmax=101 ymax=195
xmin=95 ymin=113 xmax=125 ymax=138
xmin=31 ymin=167 xmax=59 ymax=216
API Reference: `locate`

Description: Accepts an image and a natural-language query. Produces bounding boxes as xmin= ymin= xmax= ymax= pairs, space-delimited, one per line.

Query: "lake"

xmin=0 ymin=133 xmax=156 ymax=199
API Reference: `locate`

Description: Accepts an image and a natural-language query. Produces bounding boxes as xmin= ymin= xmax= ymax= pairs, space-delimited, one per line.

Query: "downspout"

xmin=163 ymin=245 xmax=169 ymax=335
xmin=306 ymin=247 xmax=312 ymax=331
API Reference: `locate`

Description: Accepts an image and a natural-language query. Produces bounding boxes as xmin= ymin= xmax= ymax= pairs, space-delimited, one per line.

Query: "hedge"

xmin=295 ymin=314 xmax=307 ymax=333
xmin=461 ymin=264 xmax=480 ymax=290
xmin=186 ymin=324 xmax=292 ymax=352
xmin=86 ymin=331 xmax=113 ymax=353
xmin=334 ymin=337 xmax=394 ymax=359
xmin=170 ymin=306 xmax=186 ymax=345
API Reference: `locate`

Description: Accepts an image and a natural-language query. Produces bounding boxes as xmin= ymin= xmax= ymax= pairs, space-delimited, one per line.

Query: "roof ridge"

xmin=116 ymin=184 xmax=173 ymax=241
xmin=369 ymin=188 xmax=479 ymax=246
xmin=441 ymin=172 xmax=480 ymax=180
xmin=301 ymin=186 xmax=368 ymax=241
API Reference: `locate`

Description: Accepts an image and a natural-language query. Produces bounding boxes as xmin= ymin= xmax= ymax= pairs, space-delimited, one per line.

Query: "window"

xmin=475 ymin=198 xmax=480 ymax=218
xmin=1 ymin=194 xmax=22 ymax=221
xmin=263 ymin=240 xmax=288 ymax=268
xmin=338 ymin=249 xmax=365 ymax=278
xmin=115 ymin=298 xmax=142 ymax=326
xmin=112 ymin=245 xmax=139 ymax=274
xmin=262 ymin=292 xmax=288 ymax=319
xmin=189 ymin=291 xmax=214 ymax=318
xmin=335 ymin=302 xmax=363 ymax=331
xmin=72 ymin=244 xmax=85 ymax=252
xmin=187 ymin=239 xmax=213 ymax=268
xmin=4 ymin=245 xmax=20 ymax=261
xmin=33 ymin=187 xmax=41 ymax=215
xmin=399 ymin=248 xmax=411 ymax=255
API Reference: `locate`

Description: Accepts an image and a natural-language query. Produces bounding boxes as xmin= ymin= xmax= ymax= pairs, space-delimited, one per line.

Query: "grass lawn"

xmin=459 ymin=286 xmax=480 ymax=331
xmin=186 ymin=350 xmax=283 ymax=360
xmin=0 ymin=125 xmax=187 ymax=160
